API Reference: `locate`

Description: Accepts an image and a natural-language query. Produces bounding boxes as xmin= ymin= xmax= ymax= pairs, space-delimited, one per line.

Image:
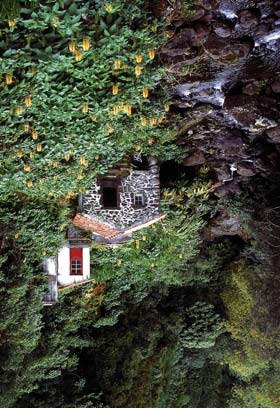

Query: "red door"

xmin=70 ymin=248 xmax=83 ymax=275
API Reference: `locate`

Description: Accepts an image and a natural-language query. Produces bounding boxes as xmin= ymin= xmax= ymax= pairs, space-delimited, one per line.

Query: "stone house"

xmin=43 ymin=156 xmax=163 ymax=304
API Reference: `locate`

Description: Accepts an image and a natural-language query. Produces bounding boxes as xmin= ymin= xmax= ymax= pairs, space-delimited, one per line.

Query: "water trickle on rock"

xmin=161 ymin=0 xmax=280 ymax=196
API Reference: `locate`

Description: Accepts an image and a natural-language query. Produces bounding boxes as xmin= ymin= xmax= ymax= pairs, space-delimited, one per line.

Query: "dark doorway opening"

xmin=102 ymin=187 xmax=118 ymax=208
xmin=131 ymin=155 xmax=150 ymax=170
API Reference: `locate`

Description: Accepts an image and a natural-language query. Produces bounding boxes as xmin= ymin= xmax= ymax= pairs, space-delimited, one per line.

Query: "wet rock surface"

xmin=160 ymin=0 xmax=280 ymax=197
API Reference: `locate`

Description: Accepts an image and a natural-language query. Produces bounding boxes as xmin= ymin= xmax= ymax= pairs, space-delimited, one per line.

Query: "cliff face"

xmin=1 ymin=2 xmax=280 ymax=408
xmin=160 ymin=0 xmax=280 ymax=196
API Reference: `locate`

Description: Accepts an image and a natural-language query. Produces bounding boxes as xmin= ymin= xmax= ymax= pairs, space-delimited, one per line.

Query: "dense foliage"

xmin=1 ymin=1 xmax=279 ymax=408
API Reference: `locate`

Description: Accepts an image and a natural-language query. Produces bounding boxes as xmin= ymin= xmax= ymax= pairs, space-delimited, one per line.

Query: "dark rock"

xmin=204 ymin=34 xmax=251 ymax=61
xmin=213 ymin=166 xmax=231 ymax=182
xmin=242 ymin=82 xmax=261 ymax=95
xmin=167 ymin=28 xmax=196 ymax=48
xmin=160 ymin=47 xmax=191 ymax=62
xmin=266 ymin=126 xmax=280 ymax=143
xmin=193 ymin=0 xmax=218 ymax=10
xmin=237 ymin=163 xmax=256 ymax=177
xmin=255 ymin=24 xmax=270 ymax=36
xmin=183 ymin=151 xmax=206 ymax=166
xmin=203 ymin=209 xmax=243 ymax=240
xmin=213 ymin=182 xmax=241 ymax=198
xmin=190 ymin=8 xmax=205 ymax=22
xmin=271 ymin=81 xmax=280 ymax=93
xmin=199 ymin=12 xmax=216 ymax=22
xmin=191 ymin=25 xmax=211 ymax=46
xmin=172 ymin=18 xmax=186 ymax=28
xmin=213 ymin=23 xmax=232 ymax=38
xmin=238 ymin=9 xmax=259 ymax=28
xmin=257 ymin=0 xmax=276 ymax=18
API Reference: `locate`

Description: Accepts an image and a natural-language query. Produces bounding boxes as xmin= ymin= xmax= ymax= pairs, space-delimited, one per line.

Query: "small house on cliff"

xmin=43 ymin=156 xmax=163 ymax=304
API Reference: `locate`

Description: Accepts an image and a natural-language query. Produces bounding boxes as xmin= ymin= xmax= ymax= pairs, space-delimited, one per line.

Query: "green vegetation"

xmin=0 ymin=0 xmax=178 ymax=260
xmin=0 ymin=1 xmax=279 ymax=408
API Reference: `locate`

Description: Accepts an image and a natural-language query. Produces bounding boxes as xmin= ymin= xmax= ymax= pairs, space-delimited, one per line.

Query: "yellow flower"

xmin=164 ymin=31 xmax=175 ymax=39
xmin=135 ymin=240 xmax=140 ymax=249
xmin=42 ymin=250 xmax=46 ymax=256
xmin=80 ymin=156 xmax=87 ymax=165
xmin=95 ymin=154 xmax=99 ymax=160
xmin=149 ymin=117 xmax=157 ymax=126
xmin=113 ymin=106 xmax=119 ymax=116
xmin=16 ymin=150 xmax=23 ymax=158
xmin=148 ymin=49 xmax=156 ymax=59
xmin=141 ymin=116 xmax=147 ymax=126
xmin=164 ymin=104 xmax=170 ymax=112
xmin=8 ymin=20 xmax=16 ymax=28
xmin=151 ymin=262 xmax=155 ymax=268
xmin=77 ymin=173 xmax=83 ymax=180
xmin=32 ymin=130 xmax=38 ymax=140
xmin=124 ymin=104 xmax=132 ymax=115
xmin=148 ymin=138 xmax=154 ymax=145
xmin=116 ymin=259 xmax=122 ymax=266
xmin=29 ymin=151 xmax=34 ymax=158
xmin=16 ymin=106 xmax=23 ymax=115
xmin=179 ymin=253 xmax=183 ymax=259
xmin=135 ymin=54 xmax=142 ymax=63
xmin=142 ymin=88 xmax=149 ymax=98
xmin=91 ymin=115 xmax=97 ymax=121
xmin=108 ymin=126 xmax=114 ymax=135
xmin=25 ymin=96 xmax=32 ymax=107
xmin=82 ymin=103 xmax=88 ymax=113
xmin=104 ymin=3 xmax=113 ymax=12
xmin=68 ymin=41 xmax=75 ymax=52
xmin=5 ymin=74 xmax=13 ymax=85
xmin=114 ymin=60 xmax=121 ymax=69
xmin=112 ymin=85 xmax=119 ymax=95
xmin=64 ymin=154 xmax=70 ymax=161
xmin=26 ymin=179 xmax=33 ymax=187
xmin=151 ymin=25 xmax=157 ymax=32
xmin=82 ymin=37 xmax=90 ymax=51
xmin=53 ymin=175 xmax=58 ymax=181
xmin=75 ymin=50 xmax=83 ymax=61
xmin=24 ymin=122 xmax=30 ymax=132
xmin=158 ymin=115 xmax=164 ymax=124
xmin=36 ymin=144 xmax=42 ymax=152
xmin=24 ymin=164 xmax=31 ymax=172
xmin=135 ymin=144 xmax=141 ymax=152
xmin=15 ymin=233 xmax=19 ymax=239
xmin=135 ymin=65 xmax=142 ymax=76
xmin=142 ymin=235 xmax=146 ymax=241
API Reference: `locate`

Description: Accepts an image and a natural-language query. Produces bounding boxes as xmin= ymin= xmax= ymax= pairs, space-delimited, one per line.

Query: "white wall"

xmin=57 ymin=245 xmax=90 ymax=286
xmin=44 ymin=257 xmax=56 ymax=276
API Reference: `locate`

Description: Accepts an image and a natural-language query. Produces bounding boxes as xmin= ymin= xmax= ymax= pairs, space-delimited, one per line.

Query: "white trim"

xmin=124 ymin=214 xmax=166 ymax=235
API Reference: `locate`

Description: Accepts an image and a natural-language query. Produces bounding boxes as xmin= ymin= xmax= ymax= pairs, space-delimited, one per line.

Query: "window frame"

xmin=134 ymin=192 xmax=145 ymax=208
xmin=70 ymin=247 xmax=83 ymax=276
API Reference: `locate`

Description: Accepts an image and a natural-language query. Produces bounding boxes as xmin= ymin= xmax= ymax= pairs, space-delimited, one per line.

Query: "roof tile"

xmin=73 ymin=213 xmax=121 ymax=238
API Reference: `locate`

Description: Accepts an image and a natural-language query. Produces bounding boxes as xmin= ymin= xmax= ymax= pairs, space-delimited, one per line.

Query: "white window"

xmin=134 ymin=193 xmax=145 ymax=206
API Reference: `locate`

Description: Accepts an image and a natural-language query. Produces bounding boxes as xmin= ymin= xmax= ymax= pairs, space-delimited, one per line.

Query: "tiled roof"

xmin=73 ymin=213 xmax=121 ymax=238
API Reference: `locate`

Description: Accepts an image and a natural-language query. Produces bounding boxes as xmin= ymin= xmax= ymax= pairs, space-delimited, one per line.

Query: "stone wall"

xmin=82 ymin=159 xmax=160 ymax=230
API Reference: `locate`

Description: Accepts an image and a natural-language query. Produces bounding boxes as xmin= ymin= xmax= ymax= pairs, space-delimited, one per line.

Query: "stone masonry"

xmin=81 ymin=157 xmax=160 ymax=230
